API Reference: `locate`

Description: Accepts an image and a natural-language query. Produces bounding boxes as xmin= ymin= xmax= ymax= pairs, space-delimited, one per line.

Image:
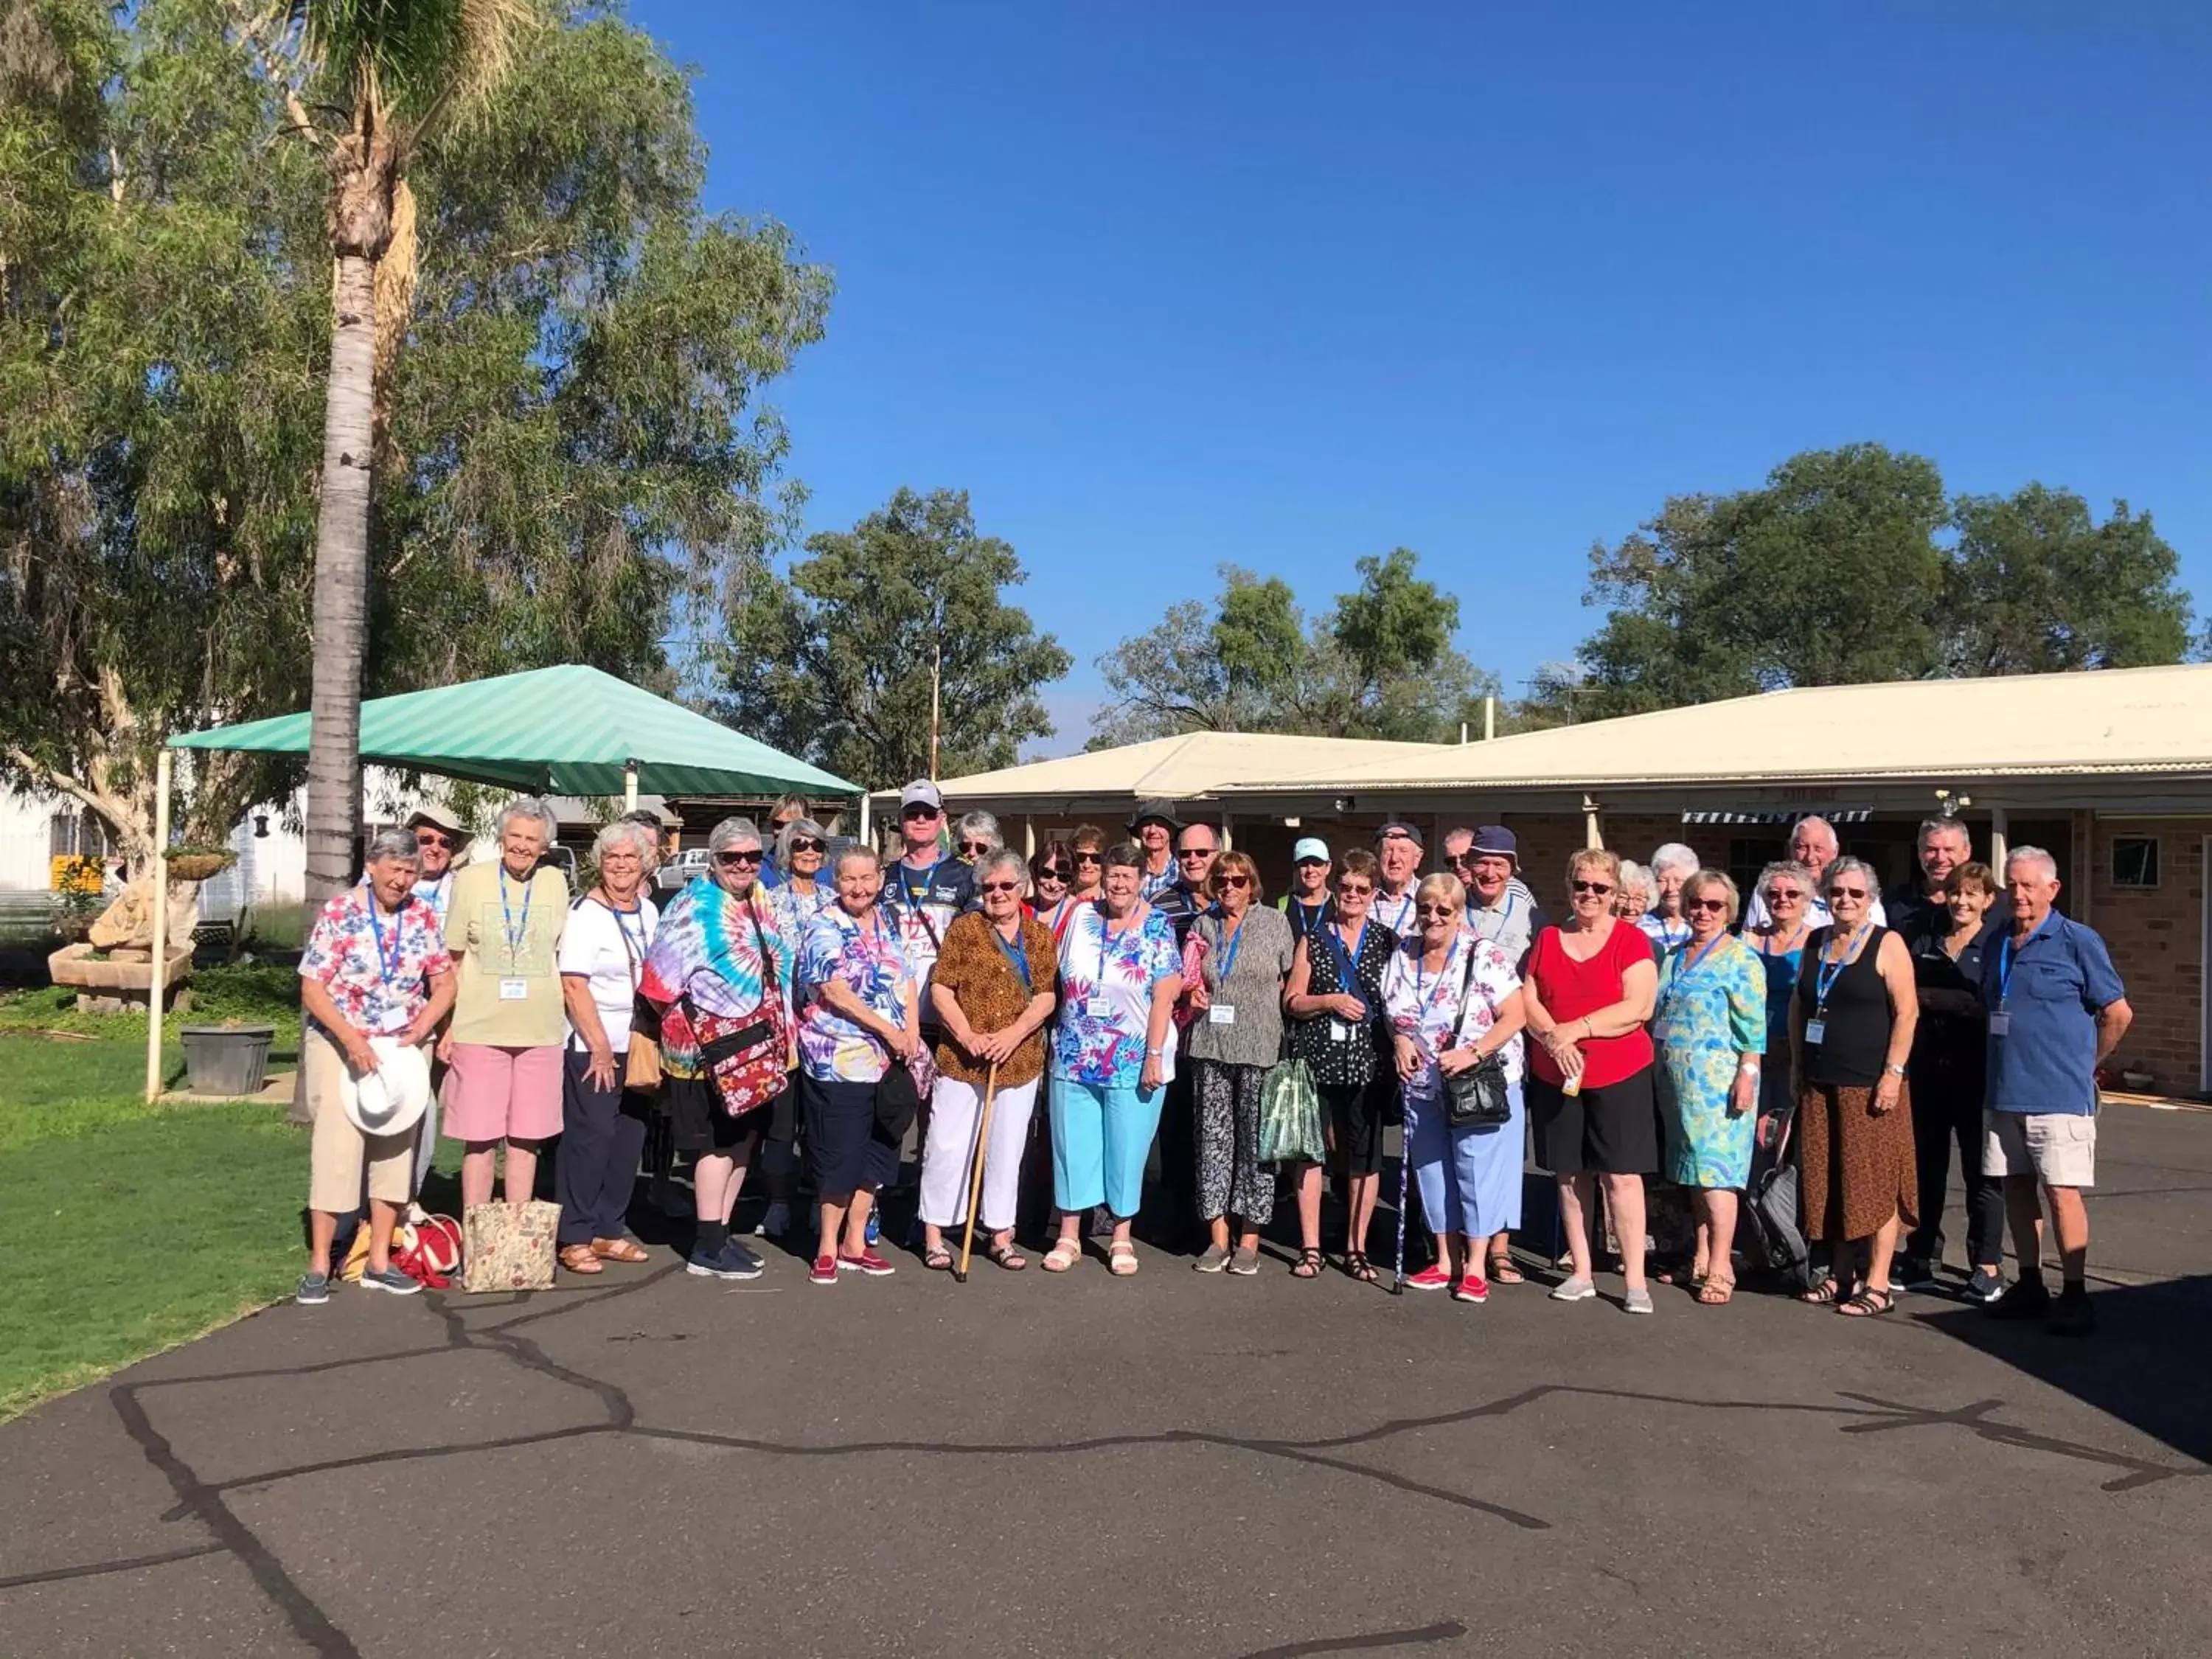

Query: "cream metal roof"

xmin=1231 ymin=663 xmax=2212 ymax=795
xmin=886 ymin=731 xmax=1447 ymax=807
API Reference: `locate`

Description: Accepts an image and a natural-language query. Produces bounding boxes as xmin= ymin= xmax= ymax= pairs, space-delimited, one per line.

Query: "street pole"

xmin=144 ymin=747 xmax=173 ymax=1103
xmin=929 ymin=640 xmax=942 ymax=782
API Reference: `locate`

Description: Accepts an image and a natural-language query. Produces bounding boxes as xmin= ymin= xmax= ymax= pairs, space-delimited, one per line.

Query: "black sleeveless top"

xmin=1795 ymin=924 xmax=1893 ymax=1087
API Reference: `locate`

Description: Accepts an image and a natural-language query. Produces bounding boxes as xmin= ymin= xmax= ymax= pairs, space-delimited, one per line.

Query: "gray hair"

xmin=1102 ymin=839 xmax=1145 ymax=874
xmin=707 ymin=816 xmax=763 ymax=856
xmin=1649 ymin=843 xmax=1700 ymax=880
xmin=833 ymin=844 xmax=882 ymax=878
xmin=1792 ymin=814 xmax=1840 ymax=852
xmin=364 ymin=828 xmax=420 ymax=866
xmin=775 ymin=816 xmax=827 ymax=873
xmin=592 ymin=818 xmax=657 ymax=864
xmin=496 ymin=796 xmax=555 ymax=839
xmin=955 ymin=810 xmax=1003 ymax=851
xmin=1822 ymin=855 xmax=1881 ymax=900
xmin=976 ymin=848 xmax=1028 ymax=888
xmin=1919 ymin=817 xmax=1972 ymax=851
xmin=1617 ymin=860 xmax=1651 ymax=905
xmin=2006 ymin=844 xmax=2059 ymax=881
xmin=1756 ymin=859 xmax=1817 ymax=903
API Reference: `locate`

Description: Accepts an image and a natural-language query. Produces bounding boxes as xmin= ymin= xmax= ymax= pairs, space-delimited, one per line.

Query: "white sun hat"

xmin=341 ymin=1037 xmax=433 ymax=1138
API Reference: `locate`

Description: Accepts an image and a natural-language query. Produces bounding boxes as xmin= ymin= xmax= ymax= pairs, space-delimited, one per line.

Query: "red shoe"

xmin=838 ymin=1249 xmax=897 ymax=1277
xmin=1404 ymin=1263 xmax=1453 ymax=1291
xmin=1452 ymin=1271 xmax=1490 ymax=1304
xmin=809 ymin=1254 xmax=838 ymax=1286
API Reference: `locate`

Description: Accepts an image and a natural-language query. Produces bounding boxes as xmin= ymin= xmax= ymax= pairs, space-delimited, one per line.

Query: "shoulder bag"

xmin=1441 ymin=942 xmax=1512 ymax=1129
xmin=594 ymin=896 xmax=662 ymax=1093
xmin=698 ymin=900 xmax=789 ymax=1116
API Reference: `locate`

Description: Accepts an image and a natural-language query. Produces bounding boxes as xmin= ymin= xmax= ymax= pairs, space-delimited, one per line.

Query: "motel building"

xmin=911 ymin=662 xmax=2212 ymax=1099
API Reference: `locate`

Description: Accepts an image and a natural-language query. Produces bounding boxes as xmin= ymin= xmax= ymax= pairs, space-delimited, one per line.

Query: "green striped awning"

xmin=168 ymin=665 xmax=860 ymax=798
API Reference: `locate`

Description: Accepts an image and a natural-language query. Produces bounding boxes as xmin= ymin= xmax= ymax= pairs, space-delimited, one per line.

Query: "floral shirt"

xmin=1382 ymin=932 xmax=1524 ymax=1099
xmin=794 ymin=905 xmax=917 ymax=1084
xmin=299 ymin=883 xmax=453 ymax=1039
xmin=1052 ymin=904 xmax=1180 ymax=1088
xmin=771 ymin=877 xmax=837 ymax=947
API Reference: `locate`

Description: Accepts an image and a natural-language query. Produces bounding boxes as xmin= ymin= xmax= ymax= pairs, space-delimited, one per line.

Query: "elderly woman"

xmin=1792 ymin=855 xmax=1919 ymax=1317
xmin=442 ymin=796 xmax=569 ymax=1211
xmin=1284 ymin=849 xmax=1396 ymax=1281
xmin=1068 ymin=824 xmax=1107 ymax=903
xmin=553 ymin=820 xmax=662 ymax=1275
xmin=1614 ymin=861 xmax=1652 ymax=925
xmin=917 ymin=849 xmax=1058 ymax=1270
xmin=794 ymin=846 xmax=920 ymax=1285
xmin=1186 ymin=851 xmax=1296 ymax=1276
xmin=1900 ymin=860 xmax=2006 ymax=1300
xmin=751 ymin=814 xmax=835 ymax=1240
xmin=1522 ymin=848 xmax=1662 ymax=1313
xmin=1640 ymin=844 xmax=1698 ymax=951
xmin=638 ymin=818 xmax=788 ymax=1282
xmin=1386 ymin=872 xmax=1528 ymax=1303
xmin=296 ymin=830 xmax=456 ymax=1303
xmin=1044 ymin=841 xmax=1183 ymax=1276
xmin=954 ymin=810 xmax=1004 ymax=865
xmin=1652 ymin=870 xmax=1767 ymax=1305
xmin=1032 ymin=841 xmax=1084 ymax=943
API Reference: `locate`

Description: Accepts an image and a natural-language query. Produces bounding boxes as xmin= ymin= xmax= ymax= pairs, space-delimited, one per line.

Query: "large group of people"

xmin=295 ymin=797 xmax=2133 ymax=1335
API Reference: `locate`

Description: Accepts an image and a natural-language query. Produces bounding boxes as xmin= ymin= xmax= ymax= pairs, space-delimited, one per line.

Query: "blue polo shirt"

xmin=1978 ymin=911 xmax=2126 ymax=1116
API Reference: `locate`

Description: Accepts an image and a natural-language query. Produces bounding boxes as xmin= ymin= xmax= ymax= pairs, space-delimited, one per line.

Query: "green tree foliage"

xmin=721 ymin=489 xmax=1071 ymax=788
xmin=1549 ymin=445 xmax=2194 ymax=725
xmin=1092 ymin=552 xmax=1498 ymax=747
xmin=0 ymin=0 xmax=828 ymax=868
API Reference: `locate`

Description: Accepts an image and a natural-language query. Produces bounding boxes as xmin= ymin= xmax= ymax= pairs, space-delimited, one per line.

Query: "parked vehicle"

xmin=656 ymin=847 xmax=710 ymax=891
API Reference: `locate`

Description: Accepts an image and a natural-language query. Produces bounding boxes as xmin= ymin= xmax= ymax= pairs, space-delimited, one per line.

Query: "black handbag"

xmin=874 ymin=1059 xmax=919 ymax=1138
xmin=1441 ymin=944 xmax=1513 ymax=1129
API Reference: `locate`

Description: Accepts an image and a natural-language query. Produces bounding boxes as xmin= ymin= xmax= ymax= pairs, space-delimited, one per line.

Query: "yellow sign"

xmin=51 ymin=855 xmax=104 ymax=894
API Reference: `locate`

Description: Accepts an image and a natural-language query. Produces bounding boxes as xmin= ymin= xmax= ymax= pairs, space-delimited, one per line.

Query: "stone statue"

xmin=87 ymin=877 xmax=201 ymax=955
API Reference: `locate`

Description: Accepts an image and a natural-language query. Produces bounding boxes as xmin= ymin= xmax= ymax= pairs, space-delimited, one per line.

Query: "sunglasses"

xmin=1829 ymin=886 xmax=1868 ymax=900
xmin=959 ymin=840 xmax=994 ymax=855
xmin=1416 ymin=902 xmax=1458 ymax=919
xmin=1037 ymin=866 xmax=1070 ymax=882
xmin=1336 ymin=883 xmax=1374 ymax=898
xmin=1073 ymin=852 xmax=1102 ymax=866
xmin=1686 ymin=897 xmax=1728 ymax=914
xmin=1571 ymin=880 xmax=1615 ymax=896
xmin=1767 ymin=887 xmax=1805 ymax=902
xmin=1177 ymin=847 xmax=1215 ymax=860
xmin=1295 ymin=857 xmax=1329 ymax=869
xmin=901 ymin=806 xmax=942 ymax=821
xmin=789 ymin=836 xmax=825 ymax=854
xmin=715 ymin=849 xmax=763 ymax=867
xmin=414 ymin=830 xmax=455 ymax=850
xmin=979 ymin=880 xmax=1020 ymax=894
xmin=1217 ymin=874 xmax=1251 ymax=889
xmin=1446 ymin=852 xmax=1478 ymax=866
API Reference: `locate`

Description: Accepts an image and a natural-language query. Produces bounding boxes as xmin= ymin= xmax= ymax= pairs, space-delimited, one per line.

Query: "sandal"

xmin=558 ymin=1244 xmax=604 ymax=1276
xmin=923 ymin=1244 xmax=954 ymax=1272
xmin=1837 ymin=1286 xmax=1896 ymax=1318
xmin=1107 ymin=1239 xmax=1140 ymax=1277
xmin=1291 ymin=1248 xmax=1324 ymax=1279
xmin=987 ymin=1239 xmax=1029 ymax=1272
xmin=1801 ymin=1275 xmax=1846 ymax=1305
xmin=1696 ymin=1273 xmax=1736 ymax=1307
xmin=591 ymin=1237 xmax=649 ymax=1264
xmin=1043 ymin=1237 xmax=1082 ymax=1273
xmin=1343 ymin=1251 xmax=1380 ymax=1285
xmin=1487 ymin=1253 xmax=1526 ymax=1285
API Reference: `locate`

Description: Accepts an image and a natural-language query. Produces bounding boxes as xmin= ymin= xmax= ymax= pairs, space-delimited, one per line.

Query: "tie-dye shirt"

xmin=1051 ymin=903 xmax=1181 ymax=1088
xmin=636 ymin=874 xmax=788 ymax=1077
xmin=795 ymin=905 xmax=917 ymax=1084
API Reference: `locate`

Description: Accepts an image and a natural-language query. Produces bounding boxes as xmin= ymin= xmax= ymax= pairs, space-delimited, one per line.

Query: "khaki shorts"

xmin=305 ymin=1025 xmax=417 ymax=1214
xmin=1983 ymin=1109 xmax=2096 ymax=1189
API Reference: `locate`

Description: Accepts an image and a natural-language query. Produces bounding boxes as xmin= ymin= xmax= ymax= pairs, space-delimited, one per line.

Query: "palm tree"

xmin=282 ymin=0 xmax=535 ymax=897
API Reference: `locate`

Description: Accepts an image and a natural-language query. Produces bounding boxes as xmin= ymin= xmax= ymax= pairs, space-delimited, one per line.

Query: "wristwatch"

xmin=1885 ymin=1062 xmax=1907 ymax=1078
xmin=1738 ymin=1060 xmax=1761 ymax=1077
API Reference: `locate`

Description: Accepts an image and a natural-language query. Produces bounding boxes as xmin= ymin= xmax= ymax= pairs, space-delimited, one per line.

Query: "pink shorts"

xmin=442 ymin=1043 xmax=564 ymax=1144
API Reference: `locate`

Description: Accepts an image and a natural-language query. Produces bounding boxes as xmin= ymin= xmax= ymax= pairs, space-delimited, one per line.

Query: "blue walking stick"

xmin=1391 ymin=1094 xmax=1410 ymax=1295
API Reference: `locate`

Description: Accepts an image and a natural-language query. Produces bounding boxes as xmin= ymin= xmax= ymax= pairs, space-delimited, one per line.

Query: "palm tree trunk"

xmin=303 ymin=247 xmax=378 ymax=901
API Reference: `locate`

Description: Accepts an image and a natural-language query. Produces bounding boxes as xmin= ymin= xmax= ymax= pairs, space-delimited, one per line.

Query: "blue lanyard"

xmin=1996 ymin=916 xmax=2048 ymax=1008
xmin=364 ymin=888 xmax=405 ymax=985
xmin=992 ymin=921 xmax=1032 ymax=993
xmin=1812 ymin=922 xmax=1869 ymax=1012
xmin=1470 ymin=891 xmax=1519 ymax=937
xmin=1381 ymin=891 xmax=1414 ymax=933
xmin=896 ymin=863 xmax=931 ymax=912
xmin=1217 ymin=914 xmax=1248 ymax=984
xmin=498 ymin=868 xmax=534 ymax=964
xmin=1331 ymin=919 xmax=1369 ymax=1010
xmin=1413 ymin=938 xmax=1455 ymax=1007
xmin=1660 ymin=932 xmax=1727 ymax=1012
xmin=610 ymin=903 xmax=644 ymax=959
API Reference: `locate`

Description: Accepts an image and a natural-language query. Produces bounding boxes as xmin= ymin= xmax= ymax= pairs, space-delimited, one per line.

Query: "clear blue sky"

xmin=630 ymin=0 xmax=2212 ymax=756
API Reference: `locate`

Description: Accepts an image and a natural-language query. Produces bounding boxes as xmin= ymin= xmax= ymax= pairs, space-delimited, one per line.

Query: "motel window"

xmin=2110 ymin=837 xmax=2160 ymax=889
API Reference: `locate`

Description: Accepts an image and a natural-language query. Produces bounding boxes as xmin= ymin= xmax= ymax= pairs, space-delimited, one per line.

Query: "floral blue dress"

xmin=1655 ymin=933 xmax=1768 ymax=1189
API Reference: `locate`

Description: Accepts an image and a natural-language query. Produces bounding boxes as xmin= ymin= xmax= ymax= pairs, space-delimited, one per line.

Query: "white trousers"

xmin=918 ymin=1072 xmax=1040 ymax=1231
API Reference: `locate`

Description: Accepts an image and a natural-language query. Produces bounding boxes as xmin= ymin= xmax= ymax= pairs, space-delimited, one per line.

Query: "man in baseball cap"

xmin=1127 ymin=799 xmax=1182 ymax=900
xmin=1277 ymin=836 xmax=1334 ymax=947
xmin=1371 ymin=820 xmax=1424 ymax=936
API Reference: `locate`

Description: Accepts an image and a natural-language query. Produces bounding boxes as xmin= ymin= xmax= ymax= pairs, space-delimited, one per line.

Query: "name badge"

xmin=1207 ymin=1004 xmax=1237 ymax=1026
xmin=1804 ymin=1018 xmax=1827 ymax=1046
xmin=499 ymin=977 xmax=529 ymax=1001
xmin=1329 ymin=1020 xmax=1351 ymax=1043
xmin=1649 ymin=1018 xmax=1671 ymax=1042
xmin=1987 ymin=1012 xmax=2011 ymax=1037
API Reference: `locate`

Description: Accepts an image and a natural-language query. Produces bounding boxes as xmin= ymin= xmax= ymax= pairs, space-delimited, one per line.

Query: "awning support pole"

xmin=623 ymin=760 xmax=639 ymax=813
xmin=858 ymin=791 xmax=872 ymax=848
xmin=144 ymin=747 xmax=173 ymax=1103
xmin=1583 ymin=795 xmax=1604 ymax=852
xmin=1990 ymin=806 xmax=2009 ymax=875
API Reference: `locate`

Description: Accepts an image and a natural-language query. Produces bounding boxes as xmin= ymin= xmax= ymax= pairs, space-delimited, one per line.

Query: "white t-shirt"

xmin=558 ymin=895 xmax=660 ymax=1053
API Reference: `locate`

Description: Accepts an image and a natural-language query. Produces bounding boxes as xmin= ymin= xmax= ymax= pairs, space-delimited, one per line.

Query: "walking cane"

xmin=1391 ymin=1096 xmax=1411 ymax=1295
xmin=954 ymin=1062 xmax=1001 ymax=1284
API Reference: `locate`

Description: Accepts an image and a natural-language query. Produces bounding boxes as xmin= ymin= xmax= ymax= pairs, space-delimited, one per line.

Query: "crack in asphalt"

xmin=3 ymin=1264 xmax=2201 ymax=1655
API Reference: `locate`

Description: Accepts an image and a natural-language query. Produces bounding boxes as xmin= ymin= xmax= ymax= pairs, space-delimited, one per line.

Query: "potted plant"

xmin=179 ymin=1017 xmax=277 ymax=1096
xmin=165 ymin=841 xmax=237 ymax=883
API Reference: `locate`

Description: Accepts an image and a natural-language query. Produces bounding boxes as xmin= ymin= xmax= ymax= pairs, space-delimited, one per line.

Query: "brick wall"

xmin=2088 ymin=817 xmax=2205 ymax=1095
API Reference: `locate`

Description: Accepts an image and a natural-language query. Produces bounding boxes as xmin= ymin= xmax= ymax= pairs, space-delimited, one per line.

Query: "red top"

xmin=1525 ymin=920 xmax=1656 ymax=1090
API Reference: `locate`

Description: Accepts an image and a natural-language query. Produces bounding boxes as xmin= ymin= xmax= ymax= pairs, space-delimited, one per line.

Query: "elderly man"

xmin=1884 ymin=816 xmax=1972 ymax=938
xmin=1372 ymin=820 xmax=1425 ymax=937
xmin=1277 ymin=836 xmax=1333 ymax=947
xmin=1979 ymin=848 xmax=2130 ymax=1336
xmin=1130 ymin=799 xmax=1181 ymax=900
xmin=1743 ymin=815 xmax=1888 ymax=933
xmin=1444 ymin=825 xmax=1546 ymax=969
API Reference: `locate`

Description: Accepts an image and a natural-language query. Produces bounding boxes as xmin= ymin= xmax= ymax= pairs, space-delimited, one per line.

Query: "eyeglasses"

xmin=959 ymin=840 xmax=994 ymax=855
xmin=1217 ymin=874 xmax=1251 ymax=889
xmin=1073 ymin=852 xmax=1102 ymax=866
xmin=1686 ymin=897 xmax=1728 ymax=914
xmin=1829 ymin=886 xmax=1868 ymax=900
xmin=1416 ymin=903 xmax=1458 ymax=919
xmin=901 ymin=805 xmax=942 ymax=822
xmin=1766 ymin=887 xmax=1804 ymax=902
xmin=789 ymin=836 xmax=824 ymax=854
xmin=978 ymin=880 xmax=1020 ymax=894
xmin=1571 ymin=880 xmax=1615 ymax=896
xmin=714 ymin=849 xmax=763 ymax=867
xmin=1177 ymin=846 xmax=1215 ymax=861
xmin=414 ymin=831 xmax=454 ymax=850
xmin=1336 ymin=883 xmax=1373 ymax=898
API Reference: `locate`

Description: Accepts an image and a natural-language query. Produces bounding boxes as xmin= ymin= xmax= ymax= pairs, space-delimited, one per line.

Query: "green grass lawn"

xmin=0 ymin=967 xmax=321 ymax=1420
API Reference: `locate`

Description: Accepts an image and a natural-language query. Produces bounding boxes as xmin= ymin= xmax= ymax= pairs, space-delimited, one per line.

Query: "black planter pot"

xmin=179 ymin=1023 xmax=276 ymax=1097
